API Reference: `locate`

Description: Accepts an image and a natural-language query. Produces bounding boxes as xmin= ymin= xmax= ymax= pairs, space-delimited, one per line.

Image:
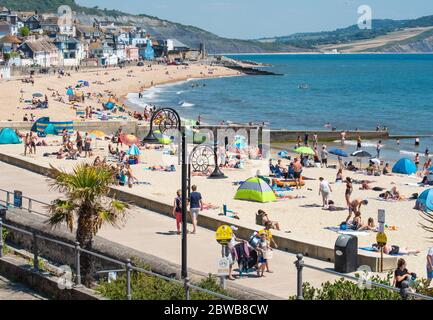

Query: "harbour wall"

xmin=0 ymin=121 xmax=390 ymax=142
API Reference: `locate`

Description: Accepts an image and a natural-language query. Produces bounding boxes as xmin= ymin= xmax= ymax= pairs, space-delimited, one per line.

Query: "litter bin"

xmin=334 ymin=234 xmax=358 ymax=273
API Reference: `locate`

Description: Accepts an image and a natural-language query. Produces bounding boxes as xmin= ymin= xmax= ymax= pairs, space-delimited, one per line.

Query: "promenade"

xmin=0 ymin=161 xmax=339 ymax=299
xmin=0 ymin=275 xmax=46 ymax=300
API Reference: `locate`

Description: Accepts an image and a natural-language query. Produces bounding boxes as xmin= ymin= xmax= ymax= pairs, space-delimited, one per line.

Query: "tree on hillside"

xmin=47 ymin=163 xmax=128 ymax=285
xmin=20 ymin=26 xmax=30 ymax=37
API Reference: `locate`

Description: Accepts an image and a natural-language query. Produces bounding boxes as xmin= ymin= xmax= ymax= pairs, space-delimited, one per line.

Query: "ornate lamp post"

xmin=143 ymin=108 xmax=188 ymax=280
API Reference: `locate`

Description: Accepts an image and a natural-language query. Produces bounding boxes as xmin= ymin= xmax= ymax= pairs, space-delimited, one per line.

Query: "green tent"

xmin=154 ymin=130 xmax=172 ymax=145
xmin=0 ymin=128 xmax=21 ymax=144
xmin=44 ymin=123 xmax=58 ymax=135
xmin=234 ymin=177 xmax=276 ymax=203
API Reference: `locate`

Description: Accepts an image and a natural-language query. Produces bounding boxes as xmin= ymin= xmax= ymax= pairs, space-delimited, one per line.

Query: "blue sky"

xmin=76 ymin=0 xmax=432 ymax=39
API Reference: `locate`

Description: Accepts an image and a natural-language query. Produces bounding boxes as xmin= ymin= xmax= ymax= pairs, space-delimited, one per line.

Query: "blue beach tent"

xmin=127 ymin=144 xmax=141 ymax=156
xmin=0 ymin=128 xmax=21 ymax=144
xmin=392 ymin=158 xmax=417 ymax=175
xmin=416 ymin=189 xmax=433 ymax=212
xmin=44 ymin=123 xmax=58 ymax=135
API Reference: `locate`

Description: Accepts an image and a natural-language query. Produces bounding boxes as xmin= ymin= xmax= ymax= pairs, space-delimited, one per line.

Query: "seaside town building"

xmin=0 ymin=7 xmax=206 ymax=69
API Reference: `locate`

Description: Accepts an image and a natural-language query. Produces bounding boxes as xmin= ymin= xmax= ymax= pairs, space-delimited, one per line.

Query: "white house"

xmin=19 ymin=38 xmax=59 ymax=67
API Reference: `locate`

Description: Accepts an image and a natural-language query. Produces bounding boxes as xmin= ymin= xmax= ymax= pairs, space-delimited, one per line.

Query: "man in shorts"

xmin=293 ymin=158 xmax=303 ymax=189
xmin=189 ymin=185 xmax=203 ymax=234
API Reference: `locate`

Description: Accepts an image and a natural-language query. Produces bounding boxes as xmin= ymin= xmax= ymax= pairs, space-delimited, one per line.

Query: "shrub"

xmin=289 ymin=273 xmax=403 ymax=300
xmin=97 ymin=268 xmax=230 ymax=301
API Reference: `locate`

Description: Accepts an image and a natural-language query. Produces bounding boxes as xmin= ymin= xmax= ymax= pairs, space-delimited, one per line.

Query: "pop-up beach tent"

xmin=392 ymin=158 xmax=417 ymax=175
xmin=44 ymin=123 xmax=58 ymax=135
xmin=234 ymin=177 xmax=276 ymax=203
xmin=31 ymin=117 xmax=50 ymax=132
xmin=416 ymin=189 xmax=433 ymax=212
xmin=154 ymin=130 xmax=172 ymax=145
xmin=0 ymin=128 xmax=21 ymax=144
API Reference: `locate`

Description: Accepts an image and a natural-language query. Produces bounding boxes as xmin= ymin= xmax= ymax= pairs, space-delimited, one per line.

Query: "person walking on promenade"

xmin=172 ymin=190 xmax=187 ymax=235
xmin=189 ymin=185 xmax=203 ymax=234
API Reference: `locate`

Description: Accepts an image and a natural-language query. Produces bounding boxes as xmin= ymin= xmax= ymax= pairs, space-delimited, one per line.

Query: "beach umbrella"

xmin=120 ymin=134 xmax=140 ymax=147
xmin=294 ymin=146 xmax=315 ymax=156
xmin=234 ymin=177 xmax=276 ymax=203
xmin=392 ymin=158 xmax=417 ymax=175
xmin=370 ymin=158 xmax=381 ymax=166
xmin=351 ymin=150 xmax=372 ymax=158
xmin=416 ymin=189 xmax=433 ymax=212
xmin=89 ymin=130 xmax=105 ymax=139
xmin=32 ymin=92 xmax=43 ymax=97
xmin=329 ymin=148 xmax=348 ymax=157
xmin=351 ymin=150 xmax=372 ymax=169
xmin=127 ymin=144 xmax=141 ymax=156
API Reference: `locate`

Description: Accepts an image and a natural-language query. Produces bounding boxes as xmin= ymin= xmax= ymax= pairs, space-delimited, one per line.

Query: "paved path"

xmin=0 ymin=275 xmax=46 ymax=300
xmin=0 ymin=161 xmax=341 ymax=299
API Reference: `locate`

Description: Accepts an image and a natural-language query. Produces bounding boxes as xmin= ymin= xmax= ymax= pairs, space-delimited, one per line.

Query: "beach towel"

xmin=325 ymin=227 xmax=370 ymax=236
xmin=202 ymin=203 xmax=219 ymax=210
xmin=360 ymin=247 xmax=404 ymax=256
xmin=272 ymin=186 xmax=293 ymax=192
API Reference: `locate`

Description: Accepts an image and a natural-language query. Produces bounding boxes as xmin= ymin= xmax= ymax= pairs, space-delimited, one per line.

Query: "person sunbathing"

xmin=383 ymin=186 xmax=405 ymax=200
xmin=359 ymin=180 xmax=371 ymax=190
xmin=257 ymin=210 xmax=280 ymax=230
xmin=383 ymin=163 xmax=393 ymax=175
xmin=371 ymin=244 xmax=420 ymax=256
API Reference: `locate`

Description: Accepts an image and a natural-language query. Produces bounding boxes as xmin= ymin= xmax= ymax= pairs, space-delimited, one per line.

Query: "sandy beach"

xmin=0 ymin=59 xmax=432 ymax=290
xmin=0 ymin=63 xmax=240 ymax=122
xmin=0 ymin=135 xmax=431 ymax=280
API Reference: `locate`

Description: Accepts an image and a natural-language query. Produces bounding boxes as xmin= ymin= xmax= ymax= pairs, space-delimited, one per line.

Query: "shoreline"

xmin=121 ymin=73 xmax=243 ymax=113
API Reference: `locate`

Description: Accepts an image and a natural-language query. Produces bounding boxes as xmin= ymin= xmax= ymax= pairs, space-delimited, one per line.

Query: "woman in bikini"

xmin=345 ymin=177 xmax=353 ymax=207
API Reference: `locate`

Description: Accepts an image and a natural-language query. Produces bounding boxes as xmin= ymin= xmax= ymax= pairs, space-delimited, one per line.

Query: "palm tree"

xmin=47 ymin=163 xmax=128 ymax=285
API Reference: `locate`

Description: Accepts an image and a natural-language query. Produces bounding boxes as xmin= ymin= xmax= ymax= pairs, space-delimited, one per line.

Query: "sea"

xmin=127 ymin=54 xmax=433 ymax=163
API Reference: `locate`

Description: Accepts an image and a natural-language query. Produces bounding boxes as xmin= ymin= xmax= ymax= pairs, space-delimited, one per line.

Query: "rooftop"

xmin=0 ymin=34 xmax=21 ymax=44
xmin=22 ymin=38 xmax=58 ymax=52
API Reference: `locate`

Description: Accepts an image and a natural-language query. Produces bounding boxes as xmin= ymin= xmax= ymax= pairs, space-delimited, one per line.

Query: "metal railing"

xmin=0 ymin=188 xmax=50 ymax=218
xmin=0 ymin=218 xmax=234 ymax=301
xmin=294 ymin=253 xmax=433 ymax=300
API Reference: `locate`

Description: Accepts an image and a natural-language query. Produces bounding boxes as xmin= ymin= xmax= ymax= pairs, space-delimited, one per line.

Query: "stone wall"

xmin=3 ymin=208 xmax=281 ymax=300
